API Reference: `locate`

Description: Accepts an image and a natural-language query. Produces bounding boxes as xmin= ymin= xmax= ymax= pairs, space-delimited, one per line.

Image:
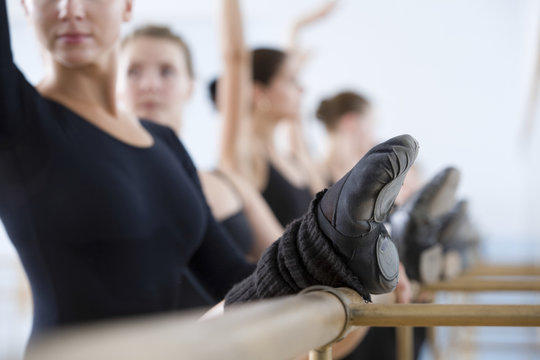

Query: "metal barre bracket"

xmin=299 ymin=286 xmax=353 ymax=348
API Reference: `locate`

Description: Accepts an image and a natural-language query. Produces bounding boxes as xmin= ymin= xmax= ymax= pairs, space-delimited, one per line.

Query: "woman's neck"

xmin=252 ymin=112 xmax=279 ymax=152
xmin=325 ymin=131 xmax=371 ymax=182
xmin=169 ymin=115 xmax=183 ymax=135
xmin=38 ymin=49 xmax=120 ymax=118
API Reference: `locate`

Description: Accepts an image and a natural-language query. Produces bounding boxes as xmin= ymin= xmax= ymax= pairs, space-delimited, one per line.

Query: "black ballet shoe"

xmin=454 ymin=216 xmax=482 ymax=269
xmin=436 ymin=200 xmax=483 ymax=278
xmin=438 ymin=199 xmax=469 ymax=248
xmin=317 ymin=134 xmax=419 ymax=294
xmin=390 ymin=167 xmax=461 ymax=284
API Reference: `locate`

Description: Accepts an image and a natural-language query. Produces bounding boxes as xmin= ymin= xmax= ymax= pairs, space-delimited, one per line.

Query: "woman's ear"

xmin=252 ymin=84 xmax=271 ymax=113
xmin=337 ymin=112 xmax=357 ymax=133
xmin=122 ymin=0 xmax=134 ymax=22
xmin=252 ymin=83 xmax=263 ymax=103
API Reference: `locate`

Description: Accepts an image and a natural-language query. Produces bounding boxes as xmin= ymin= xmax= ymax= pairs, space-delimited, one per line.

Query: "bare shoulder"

xmin=198 ymin=170 xmax=242 ymax=221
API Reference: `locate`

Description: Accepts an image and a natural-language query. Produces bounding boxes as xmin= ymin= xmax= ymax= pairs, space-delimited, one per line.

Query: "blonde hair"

xmin=122 ymin=24 xmax=194 ymax=78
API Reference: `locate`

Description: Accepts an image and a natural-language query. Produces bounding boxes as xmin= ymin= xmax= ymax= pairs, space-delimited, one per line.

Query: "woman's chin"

xmin=137 ymin=111 xmax=159 ymax=122
xmin=55 ymin=57 xmax=93 ymax=68
xmin=53 ymin=49 xmax=105 ymax=68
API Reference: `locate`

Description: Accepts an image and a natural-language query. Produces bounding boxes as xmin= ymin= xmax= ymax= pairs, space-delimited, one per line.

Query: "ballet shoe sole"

xmin=426 ymin=168 xmax=461 ymax=219
xmin=442 ymin=250 xmax=463 ymax=280
xmin=419 ymin=244 xmax=443 ymax=284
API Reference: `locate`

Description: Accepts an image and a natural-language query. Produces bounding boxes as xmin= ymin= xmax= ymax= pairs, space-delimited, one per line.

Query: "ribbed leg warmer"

xmin=225 ymin=191 xmax=371 ymax=305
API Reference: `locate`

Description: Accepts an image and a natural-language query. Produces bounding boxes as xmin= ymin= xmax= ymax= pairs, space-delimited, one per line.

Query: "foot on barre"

xmin=390 ymin=166 xmax=461 ymax=284
xmin=317 ymin=134 xmax=419 ymax=294
xmin=438 ymin=200 xmax=481 ymax=279
xmin=225 ymin=135 xmax=419 ymax=305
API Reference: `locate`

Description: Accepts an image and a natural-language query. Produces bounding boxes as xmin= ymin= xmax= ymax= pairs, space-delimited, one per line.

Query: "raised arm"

xmin=217 ymin=0 xmax=253 ymax=177
xmin=286 ymin=1 xmax=339 ymax=193
xmin=287 ymin=0 xmax=339 ymax=68
xmin=0 ymin=0 xmax=13 ymax=70
xmin=0 ymin=0 xmax=30 ymax=142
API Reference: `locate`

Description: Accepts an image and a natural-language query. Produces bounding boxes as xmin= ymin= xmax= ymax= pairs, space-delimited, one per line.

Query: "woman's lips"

xmin=57 ymin=34 xmax=91 ymax=45
xmin=140 ymin=102 xmax=160 ymax=111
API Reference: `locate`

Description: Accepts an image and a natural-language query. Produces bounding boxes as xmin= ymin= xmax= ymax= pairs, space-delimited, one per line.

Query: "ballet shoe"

xmin=437 ymin=200 xmax=483 ymax=278
xmin=390 ymin=167 xmax=461 ymax=284
xmin=317 ymin=134 xmax=419 ymax=294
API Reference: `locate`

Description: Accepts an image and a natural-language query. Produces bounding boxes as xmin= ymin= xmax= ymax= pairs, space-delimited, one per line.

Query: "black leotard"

xmin=177 ymin=170 xmax=256 ymax=310
xmin=261 ymin=163 xmax=312 ymax=227
xmin=0 ymin=0 xmax=253 ymax=334
xmin=175 ymin=269 xmax=216 ymax=309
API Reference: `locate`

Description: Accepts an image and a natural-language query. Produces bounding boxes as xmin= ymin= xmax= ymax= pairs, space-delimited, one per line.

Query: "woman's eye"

xmin=127 ymin=67 xmax=141 ymax=77
xmin=161 ymin=66 xmax=176 ymax=77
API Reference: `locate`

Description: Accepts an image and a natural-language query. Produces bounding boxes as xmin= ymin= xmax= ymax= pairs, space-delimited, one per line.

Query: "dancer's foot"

xmin=390 ymin=167 xmax=461 ymax=284
xmin=317 ymin=134 xmax=419 ymax=294
xmin=438 ymin=200 xmax=482 ymax=278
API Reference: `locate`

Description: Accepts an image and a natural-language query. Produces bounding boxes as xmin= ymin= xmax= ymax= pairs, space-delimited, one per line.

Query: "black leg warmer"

xmin=225 ymin=191 xmax=371 ymax=305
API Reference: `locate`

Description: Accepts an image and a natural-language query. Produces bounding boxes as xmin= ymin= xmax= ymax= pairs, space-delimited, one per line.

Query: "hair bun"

xmin=316 ymin=98 xmax=334 ymax=122
xmin=315 ymin=91 xmax=370 ymax=130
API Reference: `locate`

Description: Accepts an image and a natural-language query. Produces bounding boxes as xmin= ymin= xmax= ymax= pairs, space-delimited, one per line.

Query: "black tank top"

xmin=261 ymin=163 xmax=312 ymax=227
xmin=221 ymin=211 xmax=253 ymax=255
xmin=212 ymin=170 xmax=254 ymax=255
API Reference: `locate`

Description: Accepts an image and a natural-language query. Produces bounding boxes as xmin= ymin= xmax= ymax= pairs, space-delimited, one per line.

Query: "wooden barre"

xmin=421 ymin=278 xmax=540 ymax=292
xmin=27 ymin=291 xmax=351 ymax=360
xmin=351 ymin=304 xmax=540 ymax=327
xmin=462 ymin=264 xmax=540 ymax=277
xmin=25 ymin=288 xmax=540 ymax=360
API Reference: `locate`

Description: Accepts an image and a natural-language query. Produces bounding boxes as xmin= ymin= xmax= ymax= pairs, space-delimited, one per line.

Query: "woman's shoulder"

xmin=198 ymin=170 xmax=243 ymax=221
xmin=140 ymin=119 xmax=196 ymax=170
xmin=140 ymin=119 xmax=186 ymax=150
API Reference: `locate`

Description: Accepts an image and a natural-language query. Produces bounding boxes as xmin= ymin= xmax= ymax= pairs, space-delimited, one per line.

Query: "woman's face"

xmin=256 ymin=58 xmax=303 ymax=120
xmin=118 ymin=37 xmax=193 ymax=131
xmin=335 ymin=108 xmax=376 ymax=157
xmin=22 ymin=0 xmax=132 ymax=67
xmin=351 ymin=108 xmax=376 ymax=143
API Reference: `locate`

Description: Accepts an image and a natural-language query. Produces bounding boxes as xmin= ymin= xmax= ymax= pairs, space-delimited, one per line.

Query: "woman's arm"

xmin=286 ymin=1 xmax=339 ymax=193
xmin=0 ymin=0 xmax=29 ymax=142
xmin=221 ymin=170 xmax=284 ymax=260
xmin=198 ymin=168 xmax=283 ymax=262
xmin=217 ymin=0 xmax=254 ymax=181
xmin=188 ymin=213 xmax=256 ymax=300
xmin=0 ymin=0 xmax=13 ymax=70
xmin=287 ymin=0 xmax=339 ymax=70
xmin=288 ymin=120 xmax=328 ymax=194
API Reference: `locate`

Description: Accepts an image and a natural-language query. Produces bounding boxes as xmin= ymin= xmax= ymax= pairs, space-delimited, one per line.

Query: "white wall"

xmin=3 ymin=0 xmax=540 ymax=250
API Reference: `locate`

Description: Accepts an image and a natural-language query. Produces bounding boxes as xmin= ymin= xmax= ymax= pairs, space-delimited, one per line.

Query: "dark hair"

xmin=208 ymin=77 xmax=218 ymax=107
xmin=316 ymin=91 xmax=370 ymax=130
xmin=208 ymin=48 xmax=287 ymax=107
xmin=121 ymin=24 xmax=194 ymax=78
xmin=251 ymin=48 xmax=287 ymax=86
